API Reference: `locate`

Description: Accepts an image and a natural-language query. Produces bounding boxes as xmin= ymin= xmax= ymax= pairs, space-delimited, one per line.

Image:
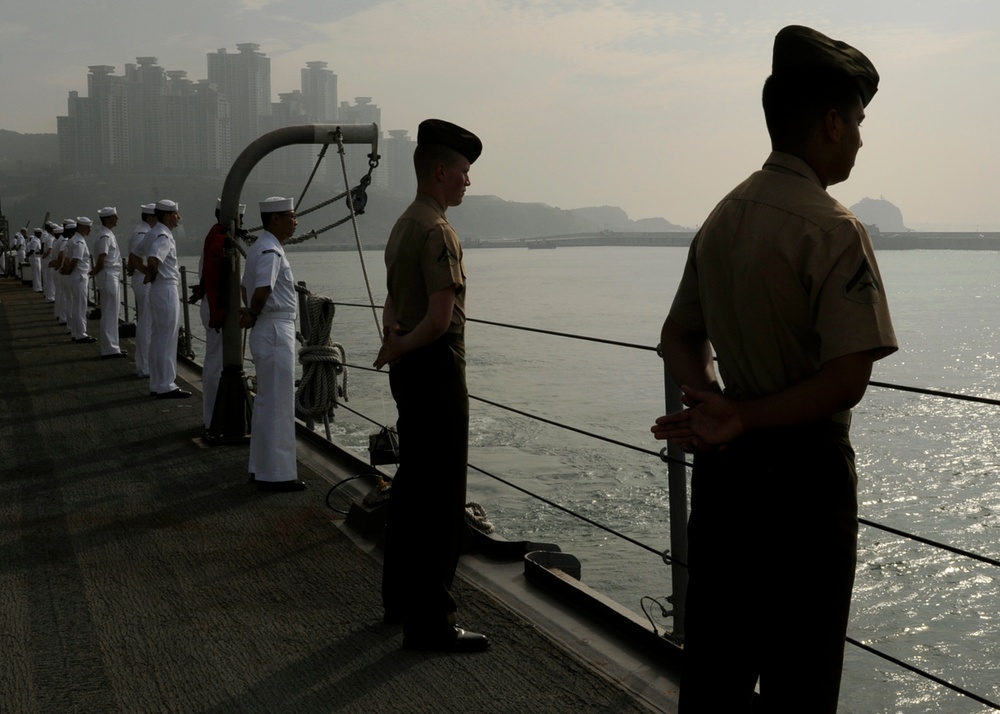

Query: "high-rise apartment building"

xmin=338 ymin=97 xmax=382 ymax=187
xmin=260 ymin=90 xmax=311 ymax=182
xmin=300 ymin=61 xmax=338 ymax=123
xmin=160 ymin=72 xmax=231 ymax=174
xmin=58 ymin=58 xmax=230 ymax=174
xmin=57 ymin=91 xmax=100 ymax=173
xmin=124 ymin=57 xmax=168 ymax=168
xmin=54 ymin=44 xmax=395 ymax=191
xmin=87 ymin=65 xmax=131 ymax=167
xmin=207 ymin=44 xmax=271 ymax=153
xmin=383 ymin=129 xmax=416 ymax=195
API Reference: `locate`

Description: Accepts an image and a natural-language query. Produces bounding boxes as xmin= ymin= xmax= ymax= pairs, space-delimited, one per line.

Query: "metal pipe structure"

xmin=179 ymin=266 xmax=193 ymax=358
xmin=120 ymin=258 xmax=130 ymax=324
xmin=212 ymin=124 xmax=380 ymax=443
xmin=659 ymin=348 xmax=688 ymax=641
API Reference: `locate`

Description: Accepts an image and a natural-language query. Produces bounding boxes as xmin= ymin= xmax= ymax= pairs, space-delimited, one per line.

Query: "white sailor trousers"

xmin=57 ymin=272 xmax=70 ymax=322
xmin=248 ymin=315 xmax=297 ymax=482
xmin=147 ymin=279 xmax=180 ymax=394
xmin=30 ymin=256 xmax=43 ymax=292
xmin=131 ymin=275 xmax=151 ymax=376
xmin=68 ymin=272 xmax=89 ymax=339
xmin=97 ymin=270 xmax=122 ymax=355
xmin=45 ymin=265 xmax=57 ymax=301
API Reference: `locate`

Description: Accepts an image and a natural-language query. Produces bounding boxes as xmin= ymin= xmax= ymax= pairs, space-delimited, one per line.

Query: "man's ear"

xmin=823 ymin=108 xmax=843 ymax=143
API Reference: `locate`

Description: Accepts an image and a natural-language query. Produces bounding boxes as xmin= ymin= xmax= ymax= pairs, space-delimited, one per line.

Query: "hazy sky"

xmin=2 ymin=0 xmax=998 ymax=230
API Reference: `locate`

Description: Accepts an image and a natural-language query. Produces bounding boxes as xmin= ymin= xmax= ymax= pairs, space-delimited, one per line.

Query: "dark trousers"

xmin=679 ymin=422 xmax=858 ymax=714
xmin=382 ymin=333 xmax=469 ymax=634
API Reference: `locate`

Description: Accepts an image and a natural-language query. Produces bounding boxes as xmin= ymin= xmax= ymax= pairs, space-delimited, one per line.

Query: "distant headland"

xmin=2 ymin=130 xmax=996 ymax=251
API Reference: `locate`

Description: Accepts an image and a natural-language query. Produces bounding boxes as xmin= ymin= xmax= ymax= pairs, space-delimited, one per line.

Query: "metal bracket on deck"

xmin=210 ymin=124 xmax=380 ymax=443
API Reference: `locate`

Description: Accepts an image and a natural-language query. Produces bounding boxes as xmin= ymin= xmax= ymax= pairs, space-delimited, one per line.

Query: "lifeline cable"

xmin=846 ymin=635 xmax=1000 ymax=710
xmin=333 ymin=130 xmax=382 ymax=342
xmin=467 ymin=461 xmax=678 ymax=564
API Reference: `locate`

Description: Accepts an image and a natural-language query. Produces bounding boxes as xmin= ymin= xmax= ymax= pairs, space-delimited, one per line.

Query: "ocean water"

xmin=180 ymin=245 xmax=1000 ymax=713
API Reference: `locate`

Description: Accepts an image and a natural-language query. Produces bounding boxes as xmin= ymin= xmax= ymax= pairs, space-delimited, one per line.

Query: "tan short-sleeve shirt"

xmin=384 ymin=194 xmax=466 ymax=334
xmin=669 ymin=152 xmax=897 ymax=404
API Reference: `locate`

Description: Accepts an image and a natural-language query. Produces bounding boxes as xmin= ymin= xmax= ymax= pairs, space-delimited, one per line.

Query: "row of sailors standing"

xmin=126 ymin=199 xmax=191 ymax=399
xmin=13 ymin=205 xmax=178 ymax=398
xmin=18 ymin=200 xmax=224 ymax=404
xmin=5 ymin=227 xmax=45 ymax=287
xmin=11 ymin=215 xmax=124 ymax=362
xmin=16 ymin=198 xmax=301 ymax=494
xmin=41 ymin=211 xmax=126 ymax=357
xmin=130 ymin=194 xmax=303 ymax=492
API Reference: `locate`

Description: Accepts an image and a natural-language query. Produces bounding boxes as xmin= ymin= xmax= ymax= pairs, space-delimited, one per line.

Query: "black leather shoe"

xmin=73 ymin=336 xmax=97 ymax=343
xmin=101 ymin=351 xmax=128 ymax=359
xmin=155 ymin=388 xmax=192 ymax=399
xmin=256 ymin=479 xmax=306 ymax=492
xmin=403 ymin=626 xmax=490 ymax=653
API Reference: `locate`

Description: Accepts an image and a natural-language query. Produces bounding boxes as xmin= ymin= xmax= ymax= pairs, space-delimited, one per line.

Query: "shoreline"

xmin=278 ymin=230 xmax=1000 ymax=253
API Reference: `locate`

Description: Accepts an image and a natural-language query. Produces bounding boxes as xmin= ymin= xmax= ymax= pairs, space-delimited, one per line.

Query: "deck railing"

xmin=23 ymin=229 xmax=1000 ymax=710
xmin=283 ymin=295 xmax=1000 ymax=713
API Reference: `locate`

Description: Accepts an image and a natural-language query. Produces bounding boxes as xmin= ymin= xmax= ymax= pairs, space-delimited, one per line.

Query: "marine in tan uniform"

xmin=374 ymin=119 xmax=488 ymax=653
xmin=651 ymin=26 xmax=898 ymax=713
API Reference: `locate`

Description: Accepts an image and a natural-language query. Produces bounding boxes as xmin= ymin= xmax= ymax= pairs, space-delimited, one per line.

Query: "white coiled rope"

xmin=295 ymin=294 xmax=348 ymax=418
xmin=465 ymin=502 xmax=495 ymax=534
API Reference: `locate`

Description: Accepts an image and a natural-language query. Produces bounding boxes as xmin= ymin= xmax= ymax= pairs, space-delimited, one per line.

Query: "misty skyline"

xmin=2 ymin=1 xmax=998 ymax=231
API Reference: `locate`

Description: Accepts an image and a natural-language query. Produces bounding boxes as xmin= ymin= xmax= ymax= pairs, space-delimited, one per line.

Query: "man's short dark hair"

xmin=154 ymin=208 xmax=171 ymax=222
xmin=413 ymin=143 xmax=464 ymax=181
xmin=762 ymin=67 xmax=862 ymax=151
xmin=100 ymin=215 xmax=116 ymax=227
xmin=260 ymin=211 xmax=289 ymax=231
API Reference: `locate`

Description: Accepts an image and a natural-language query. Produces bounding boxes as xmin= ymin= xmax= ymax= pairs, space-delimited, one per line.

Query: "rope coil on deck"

xmin=295 ymin=292 xmax=348 ymax=419
xmin=464 ymin=501 xmax=496 ymax=534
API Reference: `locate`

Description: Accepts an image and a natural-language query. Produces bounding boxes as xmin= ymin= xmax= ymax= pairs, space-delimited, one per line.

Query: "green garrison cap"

xmin=772 ymin=25 xmax=879 ymax=106
xmin=417 ymin=119 xmax=483 ymax=164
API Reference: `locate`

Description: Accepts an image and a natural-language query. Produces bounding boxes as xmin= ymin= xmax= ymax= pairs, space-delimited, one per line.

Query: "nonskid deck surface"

xmin=0 ymin=277 xmax=664 ymax=714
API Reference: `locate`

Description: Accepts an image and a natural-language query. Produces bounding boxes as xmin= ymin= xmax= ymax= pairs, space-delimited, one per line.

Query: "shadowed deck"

xmin=0 ymin=276 xmax=672 ymax=713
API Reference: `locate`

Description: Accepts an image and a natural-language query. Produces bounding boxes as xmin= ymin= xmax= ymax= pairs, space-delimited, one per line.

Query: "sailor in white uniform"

xmin=41 ymin=224 xmax=57 ymax=302
xmin=144 ymin=199 xmax=190 ymax=398
xmin=128 ymin=204 xmax=158 ymax=378
xmin=50 ymin=224 xmax=69 ymax=320
xmin=27 ymin=229 xmax=43 ymax=292
xmin=14 ymin=229 xmax=26 ymax=276
xmin=62 ymin=217 xmax=95 ymax=343
xmin=240 ymin=196 xmax=304 ymax=491
xmin=91 ymin=207 xmax=126 ymax=358
xmin=55 ymin=219 xmax=78 ymax=326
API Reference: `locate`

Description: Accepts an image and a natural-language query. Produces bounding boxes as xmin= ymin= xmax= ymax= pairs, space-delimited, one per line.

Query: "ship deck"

xmin=0 ymin=276 xmax=678 ymax=713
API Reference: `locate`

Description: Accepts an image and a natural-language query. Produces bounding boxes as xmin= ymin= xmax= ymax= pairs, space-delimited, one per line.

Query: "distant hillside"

xmin=851 ymin=197 xmax=908 ymax=232
xmin=450 ymin=197 xmax=689 ymax=240
xmin=564 ymin=205 xmax=687 ymax=232
xmin=0 ymin=171 xmax=691 ymax=249
xmin=0 ymin=130 xmax=59 ymax=170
